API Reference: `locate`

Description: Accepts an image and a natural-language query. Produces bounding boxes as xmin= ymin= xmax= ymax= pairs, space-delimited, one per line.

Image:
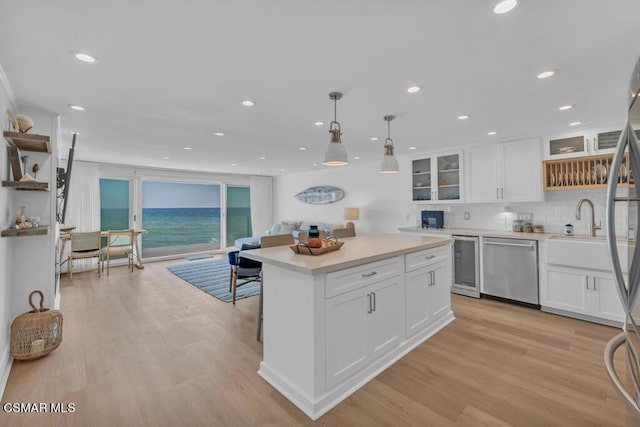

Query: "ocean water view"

xmin=101 ymin=207 xmax=251 ymax=250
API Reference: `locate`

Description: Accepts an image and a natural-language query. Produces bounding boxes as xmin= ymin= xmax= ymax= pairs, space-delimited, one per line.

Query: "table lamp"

xmin=344 ymin=207 xmax=360 ymax=229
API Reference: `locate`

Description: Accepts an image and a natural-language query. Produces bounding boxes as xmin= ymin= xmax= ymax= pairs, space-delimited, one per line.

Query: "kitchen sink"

xmin=546 ymin=236 xmax=628 ymax=271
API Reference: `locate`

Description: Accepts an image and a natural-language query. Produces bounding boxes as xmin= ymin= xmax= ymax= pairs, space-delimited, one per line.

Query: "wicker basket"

xmin=10 ymin=290 xmax=63 ymax=360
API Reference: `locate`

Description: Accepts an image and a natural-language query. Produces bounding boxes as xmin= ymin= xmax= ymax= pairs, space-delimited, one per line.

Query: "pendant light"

xmin=323 ymin=92 xmax=348 ymax=166
xmin=380 ymin=115 xmax=399 ymax=173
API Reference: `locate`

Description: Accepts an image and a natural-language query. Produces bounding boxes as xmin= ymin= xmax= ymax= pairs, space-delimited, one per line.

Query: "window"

xmin=226 ymin=186 xmax=252 ymax=247
xmin=99 ymin=179 xmax=130 ymax=231
xmin=141 ymin=181 xmax=221 ymax=256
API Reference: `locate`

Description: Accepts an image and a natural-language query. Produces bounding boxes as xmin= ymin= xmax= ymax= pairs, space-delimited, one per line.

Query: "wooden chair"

xmin=332 ymin=227 xmax=356 ymax=238
xmin=297 ymin=230 xmax=326 ymax=242
xmin=228 ymin=243 xmax=262 ymax=305
xmin=257 ymin=233 xmax=295 ymax=341
xmin=102 ymin=229 xmax=134 ymax=276
xmin=68 ymin=231 xmax=102 ymax=280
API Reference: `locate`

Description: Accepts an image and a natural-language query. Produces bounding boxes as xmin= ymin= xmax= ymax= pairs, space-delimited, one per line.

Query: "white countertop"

xmin=398 ymin=226 xmax=564 ymax=241
xmin=241 ymin=233 xmax=453 ymax=275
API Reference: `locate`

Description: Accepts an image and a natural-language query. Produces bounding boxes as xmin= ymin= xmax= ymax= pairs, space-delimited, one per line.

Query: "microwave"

xmin=421 ymin=210 xmax=444 ymax=228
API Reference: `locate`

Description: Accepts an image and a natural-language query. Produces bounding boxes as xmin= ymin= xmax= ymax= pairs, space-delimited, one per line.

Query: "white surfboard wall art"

xmin=294 ymin=186 xmax=345 ymax=204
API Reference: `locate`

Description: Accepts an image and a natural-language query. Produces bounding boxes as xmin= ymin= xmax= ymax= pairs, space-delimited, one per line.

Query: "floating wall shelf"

xmin=3 ymin=131 xmax=51 ymax=153
xmin=1 ymin=226 xmax=50 ymax=237
xmin=2 ymin=181 xmax=49 ymax=191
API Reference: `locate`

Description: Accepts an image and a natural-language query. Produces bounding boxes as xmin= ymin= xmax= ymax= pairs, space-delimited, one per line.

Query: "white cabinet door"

xmin=325 ymin=287 xmax=370 ymax=389
xmin=405 ymin=260 xmax=450 ymax=338
xmin=405 ymin=268 xmax=431 ymax=337
xmin=412 ymin=152 xmax=462 ymax=203
xmin=367 ymin=278 xmax=403 ymax=361
xmin=465 ymin=144 xmax=500 ymax=203
xmin=500 ymin=139 xmax=543 ymax=202
xmin=429 ymin=261 xmax=451 ymax=321
xmin=591 ymin=273 xmax=625 ymax=324
xmin=542 ymin=267 xmax=589 ymax=315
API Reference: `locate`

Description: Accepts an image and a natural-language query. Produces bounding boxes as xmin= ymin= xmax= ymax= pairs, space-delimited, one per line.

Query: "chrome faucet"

xmin=576 ymin=198 xmax=602 ymax=237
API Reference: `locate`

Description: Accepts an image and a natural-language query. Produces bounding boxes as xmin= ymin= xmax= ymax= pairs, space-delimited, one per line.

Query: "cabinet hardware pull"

xmin=372 ymin=292 xmax=376 ymax=312
xmin=425 ymin=255 xmax=436 ymax=259
xmin=362 ymin=271 xmax=377 ymax=278
xmin=501 ymin=188 xmax=504 ymax=199
xmin=593 ymin=277 xmax=597 ymax=291
xmin=367 ymin=293 xmax=372 ymax=314
xmin=586 ymin=276 xmax=590 ymax=290
xmin=431 ymin=271 xmax=436 ymax=285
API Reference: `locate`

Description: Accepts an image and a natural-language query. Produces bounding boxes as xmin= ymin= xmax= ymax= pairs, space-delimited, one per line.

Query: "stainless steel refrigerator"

xmin=605 ymin=55 xmax=640 ymax=420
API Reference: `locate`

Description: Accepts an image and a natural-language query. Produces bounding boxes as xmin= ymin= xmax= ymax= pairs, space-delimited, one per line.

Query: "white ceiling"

xmin=0 ymin=0 xmax=639 ymax=176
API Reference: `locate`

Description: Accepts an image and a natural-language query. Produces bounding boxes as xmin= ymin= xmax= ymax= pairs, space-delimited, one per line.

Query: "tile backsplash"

xmin=416 ymin=189 xmax=630 ymax=237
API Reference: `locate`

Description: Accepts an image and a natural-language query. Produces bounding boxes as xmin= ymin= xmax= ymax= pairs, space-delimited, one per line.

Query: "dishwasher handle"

xmin=484 ymin=241 xmax=535 ymax=249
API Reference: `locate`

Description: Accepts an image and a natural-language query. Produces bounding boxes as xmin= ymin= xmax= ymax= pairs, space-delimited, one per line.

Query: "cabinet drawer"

xmin=325 ymin=257 xmax=401 ymax=299
xmin=405 ymin=246 xmax=449 ymax=272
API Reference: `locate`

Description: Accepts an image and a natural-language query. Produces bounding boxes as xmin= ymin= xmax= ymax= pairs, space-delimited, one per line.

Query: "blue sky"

xmin=142 ymin=181 xmax=221 ymax=208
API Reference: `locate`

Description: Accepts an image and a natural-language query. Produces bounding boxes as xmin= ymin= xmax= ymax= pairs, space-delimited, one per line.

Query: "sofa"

xmin=233 ymin=221 xmax=335 ymax=249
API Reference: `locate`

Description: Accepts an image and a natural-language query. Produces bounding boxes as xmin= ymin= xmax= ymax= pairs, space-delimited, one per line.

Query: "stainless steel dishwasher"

xmin=482 ymin=237 xmax=539 ymax=305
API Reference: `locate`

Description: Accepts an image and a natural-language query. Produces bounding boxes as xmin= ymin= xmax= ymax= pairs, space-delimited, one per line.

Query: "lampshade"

xmin=344 ymin=207 xmax=360 ymax=221
xmin=323 ymin=92 xmax=349 ymax=167
xmin=379 ymin=115 xmax=399 ymax=173
xmin=344 ymin=207 xmax=359 ymax=229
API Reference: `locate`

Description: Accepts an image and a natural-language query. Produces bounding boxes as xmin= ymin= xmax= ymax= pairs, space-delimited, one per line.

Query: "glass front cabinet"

xmin=412 ymin=152 xmax=463 ymax=203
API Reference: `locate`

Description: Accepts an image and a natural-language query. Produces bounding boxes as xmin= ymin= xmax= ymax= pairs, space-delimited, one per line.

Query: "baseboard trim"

xmin=541 ymin=306 xmax=623 ymax=328
xmin=0 ymin=345 xmax=13 ymax=400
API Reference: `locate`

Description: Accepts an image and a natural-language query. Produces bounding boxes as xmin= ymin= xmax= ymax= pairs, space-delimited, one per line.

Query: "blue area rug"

xmin=185 ymin=253 xmax=213 ymax=261
xmin=167 ymin=259 xmax=260 ymax=303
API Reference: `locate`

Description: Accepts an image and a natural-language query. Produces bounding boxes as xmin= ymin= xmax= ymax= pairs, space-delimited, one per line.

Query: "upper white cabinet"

xmin=465 ymin=138 xmax=542 ymax=203
xmin=412 ymin=151 xmax=463 ymax=203
xmin=543 ymin=127 xmax=621 ymax=160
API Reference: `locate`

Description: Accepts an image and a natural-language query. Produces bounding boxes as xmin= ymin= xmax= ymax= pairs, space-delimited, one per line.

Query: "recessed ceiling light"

xmin=242 ymin=100 xmax=254 ymax=107
xmin=315 ymin=121 xmax=324 ymax=126
xmin=409 ymin=146 xmax=417 ymax=150
xmin=69 ymin=105 xmax=85 ymax=111
xmin=312 ymin=163 xmax=318 ymax=166
xmin=214 ymin=132 xmax=225 ymax=136
xmin=370 ymin=137 xmax=379 ymax=141
xmin=570 ymin=121 xmax=582 ymax=126
xmin=558 ymin=105 xmax=573 ymax=111
xmin=299 ymin=147 xmax=307 ymax=151
xmin=184 ymin=147 xmax=192 ymax=150
xmin=70 ymin=131 xmax=80 ymax=135
xmin=537 ymin=70 xmax=555 ymax=79
xmin=163 ymin=156 xmax=170 ymax=160
xmin=488 ymin=131 xmax=498 ymax=136
xmin=74 ymin=52 xmax=97 ymax=63
xmin=281 ymin=169 xmax=286 ymax=172
xmin=354 ymin=156 xmax=360 ymax=160
xmin=406 ymin=85 xmax=422 ymax=93
xmin=259 ymin=156 xmax=266 ymax=160
xmin=458 ymin=115 xmax=470 ymax=120
xmin=231 ymin=163 xmax=237 ymax=166
xmin=493 ymin=0 xmax=517 ymax=14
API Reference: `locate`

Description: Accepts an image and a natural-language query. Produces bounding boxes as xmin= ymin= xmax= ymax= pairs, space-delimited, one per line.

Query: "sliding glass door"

xmin=226 ymin=186 xmax=252 ymax=247
xmin=99 ymin=178 xmax=131 ymax=231
xmin=141 ymin=181 xmax=221 ymax=256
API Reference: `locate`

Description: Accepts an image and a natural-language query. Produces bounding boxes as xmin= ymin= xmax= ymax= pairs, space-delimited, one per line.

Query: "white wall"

xmin=273 ymin=154 xmax=415 ymax=234
xmin=0 ymin=62 xmax=16 ymax=398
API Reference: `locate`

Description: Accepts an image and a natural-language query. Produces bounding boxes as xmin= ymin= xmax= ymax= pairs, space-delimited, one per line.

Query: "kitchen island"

xmin=242 ymin=233 xmax=454 ymax=420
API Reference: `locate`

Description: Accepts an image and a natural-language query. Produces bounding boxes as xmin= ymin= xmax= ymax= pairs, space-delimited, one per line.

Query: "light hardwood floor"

xmin=1 ymin=258 xmax=638 ymax=426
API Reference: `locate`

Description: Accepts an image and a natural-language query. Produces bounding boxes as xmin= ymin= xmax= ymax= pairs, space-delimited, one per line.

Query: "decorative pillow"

xmin=270 ymin=224 xmax=282 ymax=235
xmin=281 ymin=220 xmax=300 ymax=229
xmin=298 ymin=222 xmax=313 ymax=231
xmin=279 ymin=224 xmax=295 ymax=234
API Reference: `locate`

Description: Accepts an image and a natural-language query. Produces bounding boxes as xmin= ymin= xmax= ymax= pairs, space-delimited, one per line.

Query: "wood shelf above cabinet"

xmin=2 ymin=180 xmax=49 ymax=191
xmin=542 ymin=153 xmax=632 ymax=190
xmin=1 ymin=226 xmax=50 ymax=237
xmin=3 ymin=131 xmax=51 ymax=153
